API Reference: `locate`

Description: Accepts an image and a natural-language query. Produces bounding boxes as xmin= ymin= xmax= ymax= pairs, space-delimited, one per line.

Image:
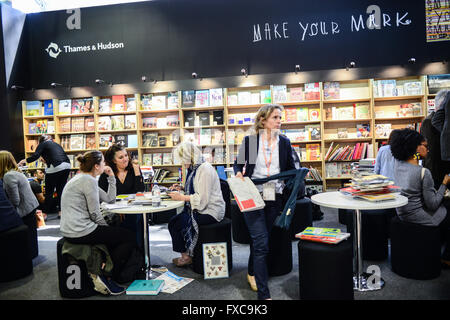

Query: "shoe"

xmin=90 ymin=274 xmax=125 ymax=295
xmin=89 ymin=273 xmax=109 ymax=295
xmin=247 ymin=274 xmax=257 ymax=291
xmin=104 ymin=277 xmax=126 ymax=295
xmin=172 ymin=256 xmax=192 ymax=267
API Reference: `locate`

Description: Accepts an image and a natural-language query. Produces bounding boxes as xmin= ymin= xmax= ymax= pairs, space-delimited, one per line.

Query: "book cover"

xmin=43 ymin=99 xmax=54 ymax=116
xmin=112 ymin=95 xmax=126 ymax=112
xmin=354 ymin=103 xmax=370 ymax=119
xmin=35 ymin=119 xmax=48 ymax=134
xmin=58 ymin=99 xmax=72 ymax=115
xmin=143 ymin=133 xmax=158 ymax=147
xmin=167 ymin=92 xmax=179 ymax=109
xmin=199 ymin=111 xmax=210 ymax=126
xmin=98 ymin=116 xmax=112 ymax=131
xmin=323 ymin=82 xmax=340 ymax=100
xmin=83 ymin=98 xmax=94 ymax=113
xmin=163 ymin=153 xmax=173 ymax=165
xmin=289 ymin=87 xmax=304 ymax=101
xmin=128 ymin=134 xmax=138 ymax=148
xmin=356 ymin=124 xmax=370 ymax=138
xmin=27 ymin=138 xmax=39 ymax=152
xmin=28 ymin=122 xmax=37 ymax=134
xmin=251 ymin=92 xmax=260 ymax=104
xmin=111 ymin=115 xmax=125 ymax=130
xmin=71 ymin=99 xmax=84 ymax=114
xmin=260 ymin=90 xmax=272 ymax=103
xmin=113 ymin=134 xmax=128 ymax=147
xmin=141 ymin=94 xmax=152 ymax=110
xmin=99 ymin=98 xmax=112 ymax=113
xmin=126 ymin=97 xmax=137 ymax=111
xmin=70 ymin=134 xmax=85 ymax=150
xmin=285 ymin=108 xmax=298 ymax=122
xmin=158 ymin=135 xmax=168 ymax=147
xmin=166 ymin=114 xmax=179 ymax=127
xmin=142 ymin=117 xmax=157 ymax=128
xmin=182 ymin=90 xmax=195 ymax=108
xmin=195 ymin=90 xmax=210 ymax=107
xmin=272 ymin=85 xmax=288 ymax=103
xmin=84 ymin=116 xmax=95 ymax=131
xmin=126 ymin=279 xmax=164 ymax=295
xmin=152 ymin=153 xmax=162 ymax=165
xmin=304 ymin=82 xmax=320 ymax=100
xmin=157 ymin=117 xmax=168 ymax=128
xmin=336 ymin=106 xmax=354 ymax=120
xmin=26 ymin=101 xmax=41 ymax=116
xmin=209 ymin=88 xmax=223 ymax=106
xmin=306 ymin=143 xmax=321 ymax=161
xmin=99 ymin=134 xmax=113 ymax=148
xmin=203 ymin=242 xmax=229 ymax=279
xmin=71 ymin=117 xmax=84 ymax=132
xmin=125 ymin=115 xmax=137 ymax=129
xmin=403 ymin=81 xmax=422 ymax=95
xmin=227 ymin=177 xmax=265 ymax=212
xmin=227 ymin=94 xmax=238 ymax=106
xmin=211 ymin=130 xmax=224 ymax=144
xmin=212 ymin=110 xmax=224 ymax=125
xmin=152 ymin=95 xmax=166 ymax=110
xmin=142 ymin=153 xmax=152 ymax=166
xmin=199 ymin=128 xmax=211 ymax=145
xmin=337 ymin=127 xmax=348 ymax=139
xmin=308 ymin=108 xmax=320 ymax=121
xmin=297 ymin=108 xmax=309 ymax=121
xmin=85 ymin=134 xmax=96 ymax=149
xmin=184 ymin=111 xmax=195 ymax=127
xmin=237 ymin=91 xmax=252 ymax=105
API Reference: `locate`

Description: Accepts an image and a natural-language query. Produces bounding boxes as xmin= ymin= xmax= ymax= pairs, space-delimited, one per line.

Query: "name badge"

xmin=263 ymin=182 xmax=276 ymax=201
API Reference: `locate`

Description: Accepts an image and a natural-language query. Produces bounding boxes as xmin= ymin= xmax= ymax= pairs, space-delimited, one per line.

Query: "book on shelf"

xmin=99 ymin=98 xmax=112 ymax=113
xmin=71 ymin=117 xmax=84 ymax=132
xmin=308 ymin=108 xmax=320 ymax=121
xmin=47 ymin=121 xmax=55 ymax=134
xmin=98 ymin=116 xmax=112 ymax=131
xmin=126 ymin=279 xmax=164 ymax=296
xmin=71 ymin=99 xmax=84 ymax=114
xmin=82 ymin=98 xmax=94 ymax=113
xmin=337 ymin=128 xmax=348 ymax=139
xmin=141 ymin=94 xmax=152 ymax=110
xmin=28 ymin=122 xmax=37 ymax=134
xmin=250 ymin=92 xmax=260 ymax=104
xmin=260 ymin=90 xmax=272 ymax=103
xmin=152 ymin=153 xmax=162 ymax=165
xmin=403 ymin=81 xmax=422 ymax=95
xmin=113 ymin=134 xmax=128 ymax=147
xmin=126 ymin=97 xmax=136 ymax=111
xmin=289 ymin=87 xmax=304 ymax=101
xmin=195 ymin=90 xmax=210 ymax=107
xmin=272 ymin=85 xmax=288 ymax=103
xmin=152 ymin=95 xmax=166 ymax=110
xmin=142 ymin=116 xmax=157 ymax=128
xmin=211 ymin=130 xmax=224 ymax=144
xmin=167 ymin=92 xmax=179 ymax=109
xmin=58 ymin=99 xmax=72 ymax=115
xmin=198 ymin=111 xmax=210 ymax=126
xmin=59 ymin=117 xmax=71 ymax=132
xmin=182 ymin=90 xmax=195 ymax=108
xmin=84 ymin=116 xmax=95 ymax=131
xmin=213 ymin=148 xmax=226 ymax=163
xmin=227 ymin=94 xmax=238 ymax=106
xmin=26 ymin=101 xmax=41 ymax=116
xmin=306 ymin=125 xmax=321 ymax=140
xmin=162 ymin=153 xmax=173 ymax=165
xmin=296 ymin=227 xmax=350 ymax=244
xmin=184 ymin=111 xmax=195 ymax=127
xmin=199 ymin=128 xmax=212 ymax=145
xmin=323 ymin=82 xmax=340 ymax=100
xmin=70 ymin=134 xmax=85 ymax=150
xmin=375 ymin=124 xmax=391 ymax=138
xmin=27 ymin=138 xmax=39 ymax=152
xmin=111 ymin=115 xmax=125 ymax=130
xmin=284 ymin=108 xmax=298 ymax=122
xmin=85 ymin=134 xmax=96 ymax=149
xmin=334 ymin=105 xmax=354 ymax=120
xmin=159 ymin=135 xmax=172 ymax=147
xmin=142 ymin=132 xmax=158 ymax=147
xmin=209 ymin=88 xmax=223 ymax=106
xmin=128 ymin=134 xmax=138 ymax=148
xmin=165 ymin=114 xmax=179 ymax=127
xmin=306 ymin=166 xmax=323 ymax=181
xmin=212 ymin=110 xmax=224 ymax=125
xmin=304 ymin=82 xmax=320 ymax=100
xmin=237 ymin=91 xmax=252 ymax=105
xmin=60 ymin=135 xmax=70 ymax=150
xmin=297 ymin=108 xmax=308 ymax=121
xmin=43 ymin=99 xmax=54 ymax=116
xmin=142 ymin=153 xmax=152 ymax=166
xmin=112 ymin=95 xmax=126 ymax=112
xmin=356 ymin=124 xmax=370 ymax=138
xmin=35 ymin=119 xmax=48 ymax=134
xmin=354 ymin=103 xmax=370 ymax=119
xmin=306 ymin=143 xmax=321 ymax=161
xmin=227 ymin=177 xmax=265 ymax=212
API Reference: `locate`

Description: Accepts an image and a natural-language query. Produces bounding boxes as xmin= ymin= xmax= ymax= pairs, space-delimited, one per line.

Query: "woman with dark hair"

xmin=60 ymin=150 xmax=136 ymax=295
xmin=391 ymin=128 xmax=450 ymax=266
xmin=18 ymin=134 xmax=70 ymax=217
xmin=98 ymin=144 xmax=145 ymax=248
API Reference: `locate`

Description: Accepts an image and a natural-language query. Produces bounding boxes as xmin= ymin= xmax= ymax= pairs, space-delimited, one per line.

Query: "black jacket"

xmin=26 ymin=140 xmax=70 ymax=168
xmin=233 ymin=134 xmax=296 ymax=178
xmin=0 ymin=180 xmax=23 ymax=232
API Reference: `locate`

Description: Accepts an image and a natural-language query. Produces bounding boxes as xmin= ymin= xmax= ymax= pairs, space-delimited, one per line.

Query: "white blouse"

xmin=188 ymin=162 xmax=225 ymax=222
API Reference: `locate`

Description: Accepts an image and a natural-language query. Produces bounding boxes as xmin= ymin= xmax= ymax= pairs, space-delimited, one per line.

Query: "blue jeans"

xmin=243 ymin=194 xmax=282 ymax=300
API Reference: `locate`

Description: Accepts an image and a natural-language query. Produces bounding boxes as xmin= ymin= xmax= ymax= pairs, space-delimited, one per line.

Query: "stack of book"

xmin=339 ymin=174 xmax=400 ymax=202
xmin=296 ymin=227 xmax=350 ymax=244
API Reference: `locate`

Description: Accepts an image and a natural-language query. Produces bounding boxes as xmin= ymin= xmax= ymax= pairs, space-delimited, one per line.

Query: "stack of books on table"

xmin=339 ymin=174 xmax=400 ymax=202
xmin=296 ymin=227 xmax=350 ymax=244
xmin=351 ymin=158 xmax=376 ymax=175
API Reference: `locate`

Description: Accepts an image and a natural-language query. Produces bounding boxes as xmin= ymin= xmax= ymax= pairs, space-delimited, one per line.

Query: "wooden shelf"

xmin=323 ymin=98 xmax=370 ymax=104
xmin=139 ymin=108 xmax=180 ymax=113
xmin=323 ymin=119 xmax=370 ymax=123
xmin=374 ymin=95 xmax=423 ymax=101
xmin=181 ymin=106 xmax=225 ymax=111
xmin=55 ymin=113 xmax=95 ymax=118
xmin=280 ymin=100 xmax=320 ymax=106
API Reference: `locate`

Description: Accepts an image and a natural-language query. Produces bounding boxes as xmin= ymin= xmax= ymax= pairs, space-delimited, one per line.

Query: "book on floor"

xmin=296 ymin=227 xmax=350 ymax=244
xmin=126 ymin=279 xmax=165 ymax=295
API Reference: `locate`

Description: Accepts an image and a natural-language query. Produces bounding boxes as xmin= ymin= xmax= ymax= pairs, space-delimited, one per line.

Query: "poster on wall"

xmin=425 ymin=0 xmax=450 ymax=42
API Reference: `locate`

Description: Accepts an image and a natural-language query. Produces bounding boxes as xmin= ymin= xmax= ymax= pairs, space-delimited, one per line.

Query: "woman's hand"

xmin=168 ymin=191 xmax=189 ymax=202
xmin=235 ymin=172 xmax=245 ymax=181
xmin=18 ymin=159 xmax=26 ymax=167
xmin=443 ymin=174 xmax=450 ymax=186
xmin=132 ymin=159 xmax=141 ymax=176
xmin=169 ymin=183 xmax=182 ymax=191
xmin=103 ymin=166 xmax=114 ymax=177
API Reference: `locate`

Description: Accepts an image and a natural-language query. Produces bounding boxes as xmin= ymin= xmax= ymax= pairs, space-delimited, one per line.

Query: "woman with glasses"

xmin=391 ymin=128 xmax=450 ymax=266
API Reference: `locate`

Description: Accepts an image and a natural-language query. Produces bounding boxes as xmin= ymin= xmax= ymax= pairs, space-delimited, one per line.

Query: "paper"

xmin=154 ymin=271 xmax=194 ymax=294
xmin=227 ymin=177 xmax=265 ymax=212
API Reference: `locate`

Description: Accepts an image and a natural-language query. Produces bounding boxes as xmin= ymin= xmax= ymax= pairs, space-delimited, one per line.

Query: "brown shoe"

xmin=172 ymin=257 xmax=192 ymax=267
xmin=247 ymin=274 xmax=257 ymax=291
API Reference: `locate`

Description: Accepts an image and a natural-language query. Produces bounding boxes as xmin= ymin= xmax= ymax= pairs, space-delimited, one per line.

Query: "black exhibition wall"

xmin=12 ymin=0 xmax=450 ymax=90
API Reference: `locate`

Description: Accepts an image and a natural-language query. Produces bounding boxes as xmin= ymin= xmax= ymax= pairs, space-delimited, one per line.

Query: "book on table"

xmin=296 ymin=227 xmax=350 ymax=244
xmin=227 ymin=177 xmax=265 ymax=212
xmin=126 ymin=279 xmax=165 ymax=295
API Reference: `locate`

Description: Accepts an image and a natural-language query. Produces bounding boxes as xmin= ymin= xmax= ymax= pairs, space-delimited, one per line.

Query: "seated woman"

xmin=0 ymin=150 xmax=39 ymax=256
xmin=60 ymin=150 xmax=136 ymax=295
xmin=98 ymin=143 xmax=145 ymax=248
xmin=167 ymin=141 xmax=225 ymax=267
xmin=391 ymin=128 xmax=450 ymax=266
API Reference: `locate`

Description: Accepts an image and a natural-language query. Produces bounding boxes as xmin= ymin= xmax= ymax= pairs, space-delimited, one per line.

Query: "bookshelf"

xmin=21 ymin=74 xmax=447 ymax=190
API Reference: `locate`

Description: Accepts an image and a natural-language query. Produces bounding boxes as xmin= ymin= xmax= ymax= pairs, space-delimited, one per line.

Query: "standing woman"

xmin=0 ymin=151 xmax=40 ymax=258
xmin=18 ymin=134 xmax=71 ymax=217
xmin=98 ymin=143 xmax=145 ymax=248
xmin=233 ymin=104 xmax=295 ymax=300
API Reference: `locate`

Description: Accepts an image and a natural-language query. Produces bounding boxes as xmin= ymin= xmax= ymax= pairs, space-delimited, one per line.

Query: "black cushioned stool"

xmin=390 ymin=216 xmax=441 ymax=280
xmin=0 ymin=224 xmax=33 ymax=282
xmin=343 ymin=209 xmax=389 ymax=260
xmin=192 ymin=217 xmax=233 ymax=275
xmin=298 ymin=239 xmax=354 ymax=300
xmin=288 ymin=198 xmax=313 ymax=239
xmin=230 ymin=200 xmax=251 ymax=244
xmin=267 ymin=226 xmax=292 ymax=276
xmin=57 ymin=238 xmax=97 ymax=298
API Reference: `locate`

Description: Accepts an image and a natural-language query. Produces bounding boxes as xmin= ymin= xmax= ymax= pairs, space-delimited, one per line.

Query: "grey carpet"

xmin=1 ymin=207 xmax=449 ymax=300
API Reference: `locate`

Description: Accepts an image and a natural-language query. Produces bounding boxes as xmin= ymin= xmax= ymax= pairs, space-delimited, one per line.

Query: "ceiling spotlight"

xmin=10 ymin=85 xmax=24 ymax=90
xmin=295 ymin=65 xmax=301 ymax=73
xmin=141 ymin=76 xmax=147 ymax=82
xmin=240 ymin=68 xmax=248 ymax=77
xmin=408 ymin=57 xmax=416 ymax=64
xmin=191 ymin=72 xmax=198 ymax=79
xmin=50 ymin=82 xmax=62 ymax=88
xmin=346 ymin=61 xmax=356 ymax=70
xmin=95 ymin=79 xmax=105 ymax=84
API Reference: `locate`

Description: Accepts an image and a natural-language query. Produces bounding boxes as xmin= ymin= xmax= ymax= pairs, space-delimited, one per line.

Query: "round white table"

xmin=105 ymin=199 xmax=184 ymax=279
xmin=311 ymin=191 xmax=408 ymax=292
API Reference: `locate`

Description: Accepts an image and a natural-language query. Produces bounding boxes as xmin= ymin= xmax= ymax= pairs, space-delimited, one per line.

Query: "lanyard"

xmin=261 ymin=135 xmax=277 ymax=177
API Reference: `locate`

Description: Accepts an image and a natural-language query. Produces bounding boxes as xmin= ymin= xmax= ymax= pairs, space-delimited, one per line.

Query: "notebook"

xmin=126 ymin=279 xmax=165 ymax=295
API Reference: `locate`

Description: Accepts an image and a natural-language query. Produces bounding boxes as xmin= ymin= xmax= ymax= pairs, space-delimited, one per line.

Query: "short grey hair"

xmin=173 ymin=141 xmax=203 ymax=165
xmin=435 ymin=89 xmax=450 ymax=111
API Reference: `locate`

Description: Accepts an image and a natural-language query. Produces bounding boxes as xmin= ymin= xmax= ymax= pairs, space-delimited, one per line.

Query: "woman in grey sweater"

xmin=391 ymin=128 xmax=450 ymax=266
xmin=0 ymin=150 xmax=39 ymax=258
xmin=60 ymin=150 xmax=136 ymax=294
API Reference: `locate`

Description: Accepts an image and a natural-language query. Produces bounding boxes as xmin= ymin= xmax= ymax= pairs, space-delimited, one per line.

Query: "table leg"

xmin=142 ymin=212 xmax=153 ymax=280
xmin=352 ymin=209 xmax=385 ymax=291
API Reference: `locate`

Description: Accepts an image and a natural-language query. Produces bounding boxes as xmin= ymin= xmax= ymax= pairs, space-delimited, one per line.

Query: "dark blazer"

xmin=431 ymin=94 xmax=450 ymax=161
xmin=233 ymin=134 xmax=296 ymax=178
xmin=26 ymin=140 xmax=70 ymax=168
xmin=0 ymin=180 xmax=23 ymax=232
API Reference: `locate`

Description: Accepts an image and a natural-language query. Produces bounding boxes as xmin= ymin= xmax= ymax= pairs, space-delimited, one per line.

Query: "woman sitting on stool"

xmin=391 ymin=128 xmax=450 ymax=267
xmin=167 ymin=141 xmax=225 ymax=267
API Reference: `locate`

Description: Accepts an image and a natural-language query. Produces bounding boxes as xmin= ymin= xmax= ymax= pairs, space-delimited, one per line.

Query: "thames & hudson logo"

xmin=45 ymin=42 xmax=62 ymax=59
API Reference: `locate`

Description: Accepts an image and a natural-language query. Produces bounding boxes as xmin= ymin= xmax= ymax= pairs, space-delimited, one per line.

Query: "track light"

xmin=191 ymin=72 xmax=198 ymax=79
xmin=10 ymin=85 xmax=24 ymax=90
xmin=346 ymin=61 xmax=356 ymax=71
xmin=408 ymin=57 xmax=416 ymax=64
xmin=95 ymin=79 xmax=105 ymax=84
xmin=295 ymin=65 xmax=300 ymax=73
xmin=50 ymin=82 xmax=62 ymax=88
xmin=240 ymin=68 xmax=248 ymax=77
xmin=141 ymin=76 xmax=147 ymax=82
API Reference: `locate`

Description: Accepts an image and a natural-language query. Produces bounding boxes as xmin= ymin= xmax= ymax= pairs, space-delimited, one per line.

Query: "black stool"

xmin=57 ymin=238 xmax=97 ymax=298
xmin=298 ymin=239 xmax=353 ymax=300
xmin=0 ymin=224 xmax=33 ymax=282
xmin=230 ymin=200 xmax=251 ymax=244
xmin=267 ymin=226 xmax=292 ymax=276
xmin=288 ymin=198 xmax=313 ymax=239
xmin=390 ymin=216 xmax=441 ymax=280
xmin=192 ymin=217 xmax=233 ymax=275
xmin=343 ymin=209 xmax=389 ymax=260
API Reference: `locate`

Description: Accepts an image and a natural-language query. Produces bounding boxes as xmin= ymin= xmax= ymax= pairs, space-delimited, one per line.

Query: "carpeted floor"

xmin=1 ymin=207 xmax=449 ymax=300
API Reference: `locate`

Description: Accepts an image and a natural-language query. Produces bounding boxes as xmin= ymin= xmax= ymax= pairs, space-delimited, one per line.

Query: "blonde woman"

xmin=0 ymin=150 xmax=39 ymax=258
xmin=233 ymin=104 xmax=295 ymax=300
xmin=167 ymin=141 xmax=225 ymax=267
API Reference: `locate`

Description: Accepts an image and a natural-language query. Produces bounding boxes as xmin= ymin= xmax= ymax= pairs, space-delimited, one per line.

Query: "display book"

xmin=296 ymin=227 xmax=350 ymax=244
xmin=227 ymin=177 xmax=265 ymax=212
xmin=125 ymin=279 xmax=165 ymax=295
